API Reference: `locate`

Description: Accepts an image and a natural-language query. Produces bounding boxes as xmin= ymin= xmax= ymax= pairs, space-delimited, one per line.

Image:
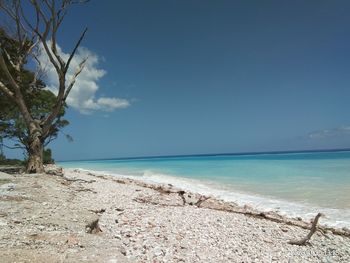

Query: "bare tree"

xmin=0 ymin=0 xmax=88 ymax=173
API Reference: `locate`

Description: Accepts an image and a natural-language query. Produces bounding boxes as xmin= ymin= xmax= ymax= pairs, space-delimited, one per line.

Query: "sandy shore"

xmin=0 ymin=166 xmax=349 ymax=262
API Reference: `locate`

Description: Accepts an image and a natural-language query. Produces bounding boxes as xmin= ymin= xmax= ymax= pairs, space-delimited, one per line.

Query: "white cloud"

xmin=38 ymin=44 xmax=130 ymax=114
xmin=83 ymin=97 xmax=130 ymax=112
xmin=308 ymin=126 xmax=350 ymax=139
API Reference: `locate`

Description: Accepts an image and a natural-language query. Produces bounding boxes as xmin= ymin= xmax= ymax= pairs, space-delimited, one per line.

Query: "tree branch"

xmin=47 ymin=0 xmax=66 ymax=68
xmin=63 ymin=57 xmax=87 ymax=100
xmin=1 ymin=143 xmax=25 ymax=150
xmin=42 ymin=28 xmax=88 ymax=138
xmin=0 ymin=1 xmax=17 ymax=21
xmin=2 ymin=48 xmax=16 ymax=69
xmin=18 ymin=2 xmax=39 ymax=35
xmin=13 ymin=0 xmax=26 ymax=46
xmin=288 ymin=213 xmax=323 ymax=246
xmin=65 ymin=27 xmax=87 ymax=72
xmin=0 ymin=48 xmax=21 ymax=92
xmin=0 ymin=48 xmax=33 ymax=125
xmin=30 ymin=0 xmax=49 ymax=24
xmin=44 ymin=133 xmax=57 ymax=146
xmin=0 ymin=81 xmax=15 ymax=98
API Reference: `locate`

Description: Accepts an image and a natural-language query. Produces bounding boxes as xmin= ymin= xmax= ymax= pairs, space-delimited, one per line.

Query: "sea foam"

xmin=67 ymin=167 xmax=350 ymax=229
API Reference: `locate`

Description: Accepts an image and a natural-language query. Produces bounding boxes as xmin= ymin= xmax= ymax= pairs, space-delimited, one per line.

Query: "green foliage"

xmin=0 ymin=83 xmax=70 ymax=150
xmin=0 ymin=27 xmax=71 ymax=152
xmin=43 ymin=148 xmax=54 ymax=164
xmin=0 ymin=158 xmax=25 ymax=166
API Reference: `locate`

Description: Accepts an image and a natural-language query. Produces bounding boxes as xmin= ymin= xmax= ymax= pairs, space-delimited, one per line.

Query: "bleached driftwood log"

xmin=288 ymin=213 xmax=323 ymax=245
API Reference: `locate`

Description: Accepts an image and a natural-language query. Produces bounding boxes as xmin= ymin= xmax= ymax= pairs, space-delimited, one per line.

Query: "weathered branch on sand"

xmin=63 ymin=177 xmax=96 ymax=183
xmin=110 ymin=177 xmax=350 ymax=238
xmin=195 ymin=195 xmax=211 ymax=207
xmin=288 ymin=213 xmax=323 ymax=245
xmin=86 ymin=218 xmax=102 ymax=234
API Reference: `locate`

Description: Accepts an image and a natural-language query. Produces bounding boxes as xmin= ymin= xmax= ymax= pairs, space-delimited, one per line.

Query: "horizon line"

xmin=57 ymin=147 xmax=350 ymax=162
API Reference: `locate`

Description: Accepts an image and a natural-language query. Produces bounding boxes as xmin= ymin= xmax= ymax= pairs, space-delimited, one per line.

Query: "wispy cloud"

xmin=308 ymin=126 xmax=350 ymax=139
xmin=38 ymin=44 xmax=130 ymax=114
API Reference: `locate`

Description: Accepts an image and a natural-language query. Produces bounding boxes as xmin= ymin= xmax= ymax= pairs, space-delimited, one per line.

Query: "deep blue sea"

xmin=59 ymin=150 xmax=350 ymax=228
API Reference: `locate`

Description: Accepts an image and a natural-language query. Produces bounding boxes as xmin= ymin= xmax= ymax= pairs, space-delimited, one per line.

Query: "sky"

xmin=4 ymin=0 xmax=350 ymax=160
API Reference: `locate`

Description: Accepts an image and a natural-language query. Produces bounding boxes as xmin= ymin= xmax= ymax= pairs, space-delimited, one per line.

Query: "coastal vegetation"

xmin=0 ymin=0 xmax=88 ymax=173
xmin=0 ymin=33 xmax=69 ymax=161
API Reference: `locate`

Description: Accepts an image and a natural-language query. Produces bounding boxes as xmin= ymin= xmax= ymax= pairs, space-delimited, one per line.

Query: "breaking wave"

xmin=67 ymin=167 xmax=350 ymax=229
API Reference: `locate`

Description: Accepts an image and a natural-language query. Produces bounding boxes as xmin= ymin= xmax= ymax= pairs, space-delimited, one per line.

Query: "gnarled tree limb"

xmin=288 ymin=213 xmax=323 ymax=245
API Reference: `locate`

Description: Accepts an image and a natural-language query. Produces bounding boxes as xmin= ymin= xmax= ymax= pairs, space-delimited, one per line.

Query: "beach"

xmin=1 ymin=166 xmax=349 ymax=262
xmin=60 ymin=151 xmax=350 ymax=229
xmin=1 ymin=1 xmax=349 ymax=262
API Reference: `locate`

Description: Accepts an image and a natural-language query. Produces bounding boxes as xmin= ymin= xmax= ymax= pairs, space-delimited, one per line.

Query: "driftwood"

xmin=133 ymin=197 xmax=183 ymax=207
xmin=195 ymin=195 xmax=211 ymax=207
xmin=288 ymin=213 xmax=323 ymax=245
xmin=75 ymin=187 xmax=97 ymax=194
xmin=178 ymin=190 xmax=186 ymax=205
xmin=89 ymin=208 xmax=106 ymax=214
xmin=86 ymin=219 xmax=102 ymax=234
xmin=64 ymin=177 xmax=96 ymax=184
xmin=110 ymin=176 xmax=350 ymax=238
xmin=0 ymin=166 xmax=24 ymax=174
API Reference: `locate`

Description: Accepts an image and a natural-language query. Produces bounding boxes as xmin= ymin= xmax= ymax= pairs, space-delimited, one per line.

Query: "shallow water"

xmin=60 ymin=150 xmax=350 ymax=228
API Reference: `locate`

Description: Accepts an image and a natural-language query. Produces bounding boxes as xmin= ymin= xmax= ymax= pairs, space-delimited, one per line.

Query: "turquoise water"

xmin=60 ymin=150 xmax=350 ymax=227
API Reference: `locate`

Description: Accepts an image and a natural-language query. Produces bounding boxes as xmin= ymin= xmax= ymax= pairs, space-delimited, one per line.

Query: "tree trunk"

xmin=26 ymin=123 xmax=44 ymax=174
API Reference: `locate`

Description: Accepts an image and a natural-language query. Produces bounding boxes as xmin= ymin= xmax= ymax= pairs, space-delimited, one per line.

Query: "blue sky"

xmin=5 ymin=0 xmax=350 ymax=160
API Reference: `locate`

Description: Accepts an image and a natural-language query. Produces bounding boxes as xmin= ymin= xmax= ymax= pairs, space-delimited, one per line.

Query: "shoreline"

xmin=66 ymin=167 xmax=350 ymax=230
xmin=1 ymin=166 xmax=349 ymax=262
xmin=68 ymin=168 xmax=350 ymax=238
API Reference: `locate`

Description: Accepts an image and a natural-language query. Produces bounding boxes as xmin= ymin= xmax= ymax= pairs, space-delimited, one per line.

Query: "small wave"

xmin=66 ymin=167 xmax=350 ymax=228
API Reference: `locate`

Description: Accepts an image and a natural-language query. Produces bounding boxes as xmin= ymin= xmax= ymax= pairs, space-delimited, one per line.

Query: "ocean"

xmin=59 ymin=150 xmax=350 ymax=228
